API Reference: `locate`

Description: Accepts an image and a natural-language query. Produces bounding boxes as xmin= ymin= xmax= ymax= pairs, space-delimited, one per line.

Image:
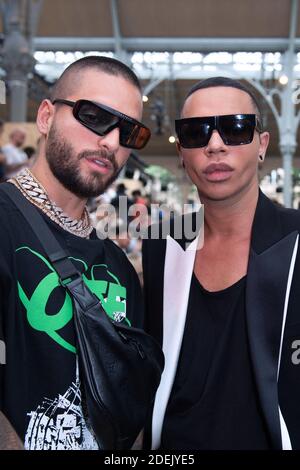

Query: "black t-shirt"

xmin=0 ymin=148 xmax=4 ymax=180
xmin=161 ymin=273 xmax=271 ymax=450
xmin=0 ymin=190 xmax=143 ymax=450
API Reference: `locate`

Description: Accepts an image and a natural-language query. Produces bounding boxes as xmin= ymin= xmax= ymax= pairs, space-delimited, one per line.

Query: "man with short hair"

xmin=143 ymin=77 xmax=300 ymax=449
xmin=0 ymin=55 xmax=151 ymax=450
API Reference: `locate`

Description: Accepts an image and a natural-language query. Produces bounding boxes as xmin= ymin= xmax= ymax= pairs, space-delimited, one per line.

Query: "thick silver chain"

xmin=9 ymin=168 xmax=93 ymax=238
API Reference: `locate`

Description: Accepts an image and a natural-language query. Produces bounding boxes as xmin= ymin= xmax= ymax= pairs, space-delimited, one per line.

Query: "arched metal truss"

xmin=0 ymin=0 xmax=300 ymax=206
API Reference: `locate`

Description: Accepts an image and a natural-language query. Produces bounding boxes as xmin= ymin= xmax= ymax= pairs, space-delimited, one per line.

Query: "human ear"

xmin=36 ymin=99 xmax=55 ymax=137
xmin=258 ymin=131 xmax=270 ymax=160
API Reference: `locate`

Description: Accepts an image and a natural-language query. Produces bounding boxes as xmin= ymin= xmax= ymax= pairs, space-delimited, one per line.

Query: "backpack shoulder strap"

xmin=0 ymin=182 xmax=80 ymax=283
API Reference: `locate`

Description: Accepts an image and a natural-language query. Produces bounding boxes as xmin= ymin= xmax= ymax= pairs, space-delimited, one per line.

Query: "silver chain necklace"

xmin=9 ymin=168 xmax=94 ymax=238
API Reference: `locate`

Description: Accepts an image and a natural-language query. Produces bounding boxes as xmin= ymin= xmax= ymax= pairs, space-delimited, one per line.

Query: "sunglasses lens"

xmin=135 ymin=126 xmax=151 ymax=149
xmin=75 ymin=101 xmax=119 ymax=135
xmin=176 ymin=115 xmax=257 ymax=148
xmin=74 ymin=100 xmax=150 ymax=150
xmin=219 ymin=116 xmax=255 ymax=145
xmin=176 ymin=119 xmax=212 ymax=148
xmin=118 ymin=121 xmax=150 ymax=149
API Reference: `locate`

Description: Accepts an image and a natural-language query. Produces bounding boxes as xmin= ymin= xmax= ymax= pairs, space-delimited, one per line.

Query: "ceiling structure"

xmin=1 ymin=0 xmax=300 ymax=204
xmin=31 ymin=0 xmax=300 ymax=48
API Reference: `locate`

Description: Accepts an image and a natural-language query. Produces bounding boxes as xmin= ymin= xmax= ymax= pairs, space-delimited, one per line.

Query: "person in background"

xmin=0 ymin=120 xmax=6 ymax=182
xmin=132 ymin=189 xmax=147 ymax=206
xmin=23 ymin=145 xmax=37 ymax=167
xmin=2 ymin=127 xmax=28 ymax=178
xmin=111 ymin=182 xmax=133 ymax=209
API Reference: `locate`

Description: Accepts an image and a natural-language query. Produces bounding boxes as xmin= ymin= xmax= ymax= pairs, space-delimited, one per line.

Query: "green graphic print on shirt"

xmin=15 ymin=246 xmax=129 ymax=354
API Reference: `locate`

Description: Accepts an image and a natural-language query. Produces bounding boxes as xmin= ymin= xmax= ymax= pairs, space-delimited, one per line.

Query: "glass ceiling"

xmin=34 ymin=50 xmax=296 ymax=84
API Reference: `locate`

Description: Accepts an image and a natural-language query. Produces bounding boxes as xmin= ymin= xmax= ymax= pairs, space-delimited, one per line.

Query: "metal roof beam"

xmin=110 ymin=0 xmax=123 ymax=59
xmin=281 ymin=0 xmax=299 ymax=207
xmin=33 ymin=37 xmax=300 ymax=52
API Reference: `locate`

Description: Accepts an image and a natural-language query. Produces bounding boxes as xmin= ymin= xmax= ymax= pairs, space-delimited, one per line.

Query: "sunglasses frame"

xmin=52 ymin=98 xmax=151 ymax=150
xmin=175 ymin=114 xmax=263 ymax=149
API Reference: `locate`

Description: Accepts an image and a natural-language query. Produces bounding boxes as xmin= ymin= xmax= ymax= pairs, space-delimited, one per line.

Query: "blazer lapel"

xmin=151 ymin=209 xmax=203 ymax=449
xmin=247 ymin=192 xmax=299 ymax=449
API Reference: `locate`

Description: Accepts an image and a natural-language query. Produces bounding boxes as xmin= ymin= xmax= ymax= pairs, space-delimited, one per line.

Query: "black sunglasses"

xmin=52 ymin=99 xmax=151 ymax=150
xmin=175 ymin=114 xmax=263 ymax=149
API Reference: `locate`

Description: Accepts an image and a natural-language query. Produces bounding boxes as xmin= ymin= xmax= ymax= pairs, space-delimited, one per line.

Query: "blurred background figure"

xmin=0 ymin=120 xmax=5 ymax=182
xmin=113 ymin=222 xmax=143 ymax=285
xmin=23 ymin=145 xmax=37 ymax=167
xmin=131 ymin=189 xmax=147 ymax=206
xmin=2 ymin=128 xmax=28 ymax=178
xmin=111 ymin=182 xmax=133 ymax=209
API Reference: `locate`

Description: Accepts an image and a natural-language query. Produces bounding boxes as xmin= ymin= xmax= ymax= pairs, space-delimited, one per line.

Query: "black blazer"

xmin=142 ymin=191 xmax=300 ymax=449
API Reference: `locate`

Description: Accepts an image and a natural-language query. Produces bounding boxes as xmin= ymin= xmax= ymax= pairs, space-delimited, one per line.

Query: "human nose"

xmin=205 ymin=129 xmax=227 ymax=155
xmin=97 ymin=127 xmax=120 ymax=153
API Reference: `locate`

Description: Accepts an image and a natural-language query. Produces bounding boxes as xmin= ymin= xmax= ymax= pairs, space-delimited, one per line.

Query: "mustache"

xmin=79 ymin=149 xmax=118 ymax=172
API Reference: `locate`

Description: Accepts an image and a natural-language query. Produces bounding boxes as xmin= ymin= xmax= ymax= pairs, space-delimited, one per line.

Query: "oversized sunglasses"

xmin=175 ymin=114 xmax=263 ymax=148
xmin=52 ymin=99 xmax=151 ymax=150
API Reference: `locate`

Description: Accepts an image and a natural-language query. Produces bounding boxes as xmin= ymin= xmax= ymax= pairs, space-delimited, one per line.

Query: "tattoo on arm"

xmin=0 ymin=411 xmax=23 ymax=450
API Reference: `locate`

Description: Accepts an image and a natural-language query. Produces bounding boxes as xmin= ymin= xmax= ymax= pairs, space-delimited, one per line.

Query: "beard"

xmin=45 ymin=124 xmax=121 ymax=199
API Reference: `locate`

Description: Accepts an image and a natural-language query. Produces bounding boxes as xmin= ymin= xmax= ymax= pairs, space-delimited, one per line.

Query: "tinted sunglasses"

xmin=175 ymin=114 xmax=263 ymax=148
xmin=52 ymin=99 xmax=151 ymax=150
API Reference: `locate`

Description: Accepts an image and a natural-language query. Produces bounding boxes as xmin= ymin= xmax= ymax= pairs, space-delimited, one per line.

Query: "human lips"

xmin=84 ymin=156 xmax=114 ymax=174
xmin=203 ymin=162 xmax=234 ymax=182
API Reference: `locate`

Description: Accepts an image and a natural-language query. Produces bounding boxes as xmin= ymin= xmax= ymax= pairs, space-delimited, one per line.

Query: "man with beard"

xmin=0 ymin=56 xmax=151 ymax=450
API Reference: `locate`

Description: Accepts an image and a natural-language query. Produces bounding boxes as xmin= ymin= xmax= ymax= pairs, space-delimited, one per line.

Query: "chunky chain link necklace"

xmin=9 ymin=168 xmax=93 ymax=238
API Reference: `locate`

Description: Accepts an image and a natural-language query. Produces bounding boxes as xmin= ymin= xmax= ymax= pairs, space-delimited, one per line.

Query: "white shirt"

xmin=2 ymin=143 xmax=28 ymax=178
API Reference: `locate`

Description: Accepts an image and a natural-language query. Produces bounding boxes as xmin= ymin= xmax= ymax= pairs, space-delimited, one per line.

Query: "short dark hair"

xmin=50 ymin=55 xmax=142 ymax=101
xmin=185 ymin=76 xmax=262 ymax=123
xmin=23 ymin=146 xmax=36 ymax=159
xmin=132 ymin=189 xmax=142 ymax=197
